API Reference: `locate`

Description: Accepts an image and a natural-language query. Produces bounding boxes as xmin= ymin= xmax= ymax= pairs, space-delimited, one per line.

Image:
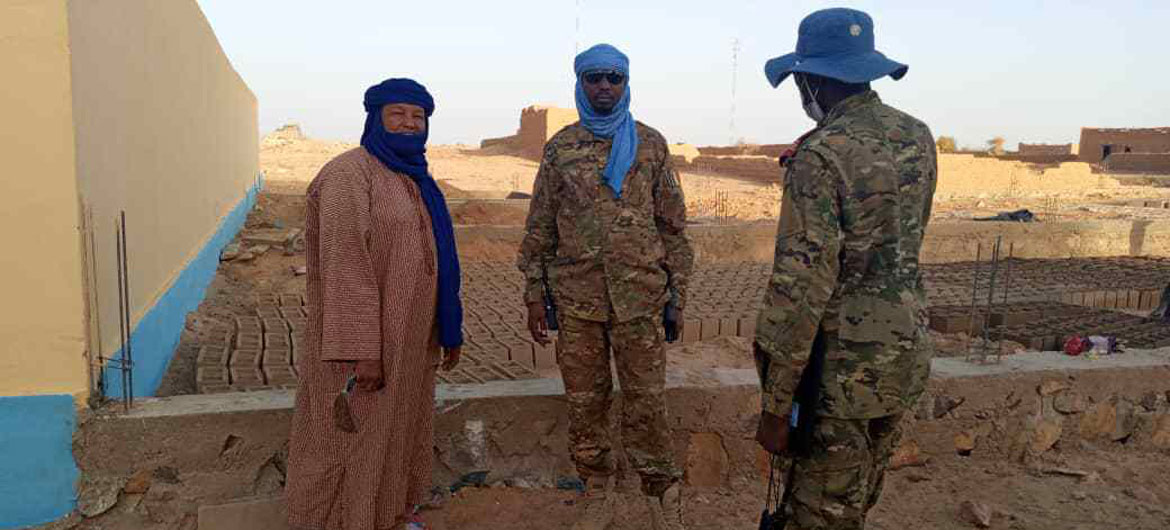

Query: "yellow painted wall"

xmin=67 ymin=0 xmax=259 ymax=362
xmin=0 ymin=0 xmax=89 ymax=397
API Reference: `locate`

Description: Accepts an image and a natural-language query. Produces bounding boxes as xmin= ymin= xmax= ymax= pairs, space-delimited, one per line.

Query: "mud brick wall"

xmin=1104 ymin=153 xmax=1170 ymax=175
xmin=1018 ymin=143 xmax=1074 ymax=156
xmin=677 ymin=156 xmax=779 ymax=184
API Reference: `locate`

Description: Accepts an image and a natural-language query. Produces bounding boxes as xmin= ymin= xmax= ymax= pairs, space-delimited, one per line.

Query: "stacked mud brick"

xmin=923 ymin=257 xmax=1170 ymax=308
xmin=991 ymin=305 xmax=1170 ymax=350
xmin=455 ymin=262 xmax=545 ymax=383
xmin=458 ymin=262 xmax=770 ymax=375
xmin=194 ymin=292 xmax=307 ymax=393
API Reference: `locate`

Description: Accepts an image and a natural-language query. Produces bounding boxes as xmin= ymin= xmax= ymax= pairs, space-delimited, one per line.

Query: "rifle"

xmin=541 ymin=264 xmax=558 ymax=332
xmin=663 ymin=288 xmax=681 ymax=343
xmin=759 ymin=326 xmax=827 ymax=529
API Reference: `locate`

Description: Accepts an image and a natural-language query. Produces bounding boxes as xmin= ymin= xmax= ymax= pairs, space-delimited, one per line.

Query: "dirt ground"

xmin=422 ymin=440 xmax=1170 ymax=530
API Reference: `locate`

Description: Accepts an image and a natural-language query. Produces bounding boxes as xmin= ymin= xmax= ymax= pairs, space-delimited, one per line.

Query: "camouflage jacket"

xmin=518 ymin=121 xmax=693 ymax=323
xmin=754 ymin=91 xmax=937 ymax=420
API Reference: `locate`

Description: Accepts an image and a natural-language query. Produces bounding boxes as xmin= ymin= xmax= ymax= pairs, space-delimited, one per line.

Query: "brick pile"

xmin=194 ymin=257 xmax=1170 ymax=393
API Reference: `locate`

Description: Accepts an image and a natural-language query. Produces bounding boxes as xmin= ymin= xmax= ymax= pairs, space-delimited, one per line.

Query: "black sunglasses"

xmin=582 ymin=71 xmax=626 ymax=85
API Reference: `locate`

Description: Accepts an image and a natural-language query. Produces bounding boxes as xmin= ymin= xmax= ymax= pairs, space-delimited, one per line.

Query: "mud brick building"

xmin=1079 ymin=127 xmax=1170 ymax=165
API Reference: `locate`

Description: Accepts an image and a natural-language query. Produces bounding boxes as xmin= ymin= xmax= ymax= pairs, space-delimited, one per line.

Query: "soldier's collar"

xmin=823 ymin=90 xmax=881 ymax=125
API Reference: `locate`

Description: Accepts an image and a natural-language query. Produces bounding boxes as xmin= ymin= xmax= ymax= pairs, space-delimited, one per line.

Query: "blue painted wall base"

xmin=0 ymin=395 xmax=80 ymax=529
xmin=103 ymin=175 xmax=262 ymax=399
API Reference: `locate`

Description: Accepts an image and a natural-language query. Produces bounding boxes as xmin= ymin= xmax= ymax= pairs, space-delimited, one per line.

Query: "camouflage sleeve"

xmin=517 ymin=147 xmax=561 ymax=306
xmin=653 ymin=147 xmax=693 ymax=310
xmin=754 ymin=148 xmax=842 ymax=417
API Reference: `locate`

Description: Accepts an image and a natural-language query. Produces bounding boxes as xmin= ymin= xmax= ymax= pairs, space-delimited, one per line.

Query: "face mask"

xmin=799 ymin=77 xmax=827 ymax=124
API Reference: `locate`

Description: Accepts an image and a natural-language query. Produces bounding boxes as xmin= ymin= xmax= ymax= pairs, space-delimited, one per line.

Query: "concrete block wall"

xmin=0 ymin=0 xmax=259 ymax=527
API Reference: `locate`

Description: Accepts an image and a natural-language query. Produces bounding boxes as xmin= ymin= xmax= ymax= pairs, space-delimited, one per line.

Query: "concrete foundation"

xmin=68 ymin=348 xmax=1170 ymax=530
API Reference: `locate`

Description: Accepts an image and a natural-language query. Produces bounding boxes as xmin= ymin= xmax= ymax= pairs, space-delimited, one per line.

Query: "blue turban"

xmin=360 ymin=78 xmax=463 ymax=349
xmin=574 ymin=44 xmax=639 ymax=198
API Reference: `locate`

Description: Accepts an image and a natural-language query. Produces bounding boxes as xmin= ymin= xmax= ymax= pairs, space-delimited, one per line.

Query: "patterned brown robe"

xmin=288 ymin=147 xmax=440 ymax=530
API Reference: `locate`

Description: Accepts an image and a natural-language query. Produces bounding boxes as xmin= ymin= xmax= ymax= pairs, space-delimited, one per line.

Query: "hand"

xmin=756 ymin=411 xmax=791 ymax=455
xmin=354 ymin=360 xmax=384 ymax=392
xmin=442 ymin=346 xmax=462 ymax=371
xmin=527 ymin=302 xmax=550 ymax=346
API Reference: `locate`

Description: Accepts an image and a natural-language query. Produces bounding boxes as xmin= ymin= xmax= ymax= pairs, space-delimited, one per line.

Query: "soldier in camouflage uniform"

xmin=518 ymin=44 xmax=693 ymax=530
xmin=754 ymin=9 xmax=937 ymax=530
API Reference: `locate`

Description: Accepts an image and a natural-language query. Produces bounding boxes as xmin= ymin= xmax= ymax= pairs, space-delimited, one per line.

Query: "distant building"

xmin=480 ymin=105 xmax=579 ymax=160
xmin=1018 ymin=143 xmax=1073 ymax=156
xmin=1079 ymin=127 xmax=1170 ymax=164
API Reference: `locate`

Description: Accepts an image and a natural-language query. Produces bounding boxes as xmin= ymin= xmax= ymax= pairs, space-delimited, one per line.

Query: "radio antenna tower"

xmin=575 ymin=0 xmax=582 ymax=55
xmin=730 ymin=38 xmax=740 ymax=145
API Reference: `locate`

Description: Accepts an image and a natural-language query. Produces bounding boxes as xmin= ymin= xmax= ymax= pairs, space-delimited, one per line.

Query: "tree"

xmin=987 ymin=136 xmax=1006 ymax=156
xmin=936 ymin=136 xmax=957 ymax=153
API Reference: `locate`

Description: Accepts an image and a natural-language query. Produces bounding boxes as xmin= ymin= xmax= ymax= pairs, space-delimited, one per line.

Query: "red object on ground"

xmin=1063 ymin=335 xmax=1088 ymax=356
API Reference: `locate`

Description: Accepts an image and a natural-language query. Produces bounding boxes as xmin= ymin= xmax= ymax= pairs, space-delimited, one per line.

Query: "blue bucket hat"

xmin=764 ymin=8 xmax=907 ymax=88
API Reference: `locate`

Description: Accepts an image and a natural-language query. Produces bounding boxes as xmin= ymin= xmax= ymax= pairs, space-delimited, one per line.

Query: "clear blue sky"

xmin=196 ymin=0 xmax=1169 ymax=149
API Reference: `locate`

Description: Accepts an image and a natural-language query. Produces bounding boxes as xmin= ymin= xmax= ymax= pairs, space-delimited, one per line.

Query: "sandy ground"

xmin=260 ymin=131 xmax=1170 ymax=227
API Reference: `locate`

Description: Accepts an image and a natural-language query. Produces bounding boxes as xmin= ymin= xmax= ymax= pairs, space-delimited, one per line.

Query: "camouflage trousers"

xmin=557 ymin=313 xmax=681 ymax=494
xmin=781 ymin=414 xmax=903 ymax=530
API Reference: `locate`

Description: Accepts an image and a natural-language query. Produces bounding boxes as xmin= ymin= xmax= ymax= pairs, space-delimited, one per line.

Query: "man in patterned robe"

xmin=287 ymin=78 xmax=462 ymax=530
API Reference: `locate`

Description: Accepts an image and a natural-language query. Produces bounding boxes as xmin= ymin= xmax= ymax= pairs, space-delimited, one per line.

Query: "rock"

xmin=293 ymin=265 xmax=308 ymax=276
xmin=955 ymin=431 xmax=977 ymax=455
xmin=1124 ymin=486 xmax=1159 ymax=504
xmin=252 ymin=455 xmax=285 ymax=495
xmin=233 ymin=251 xmax=256 ymax=263
xmin=123 ymin=468 xmax=153 ymax=494
xmin=1079 ymin=397 xmax=1133 ymax=441
xmin=933 ymin=395 xmax=966 ymax=419
xmin=247 ymin=244 xmax=271 ymax=257
xmin=890 ymin=439 xmax=929 ymax=470
xmin=1030 ymin=417 xmax=1063 ymax=454
xmin=78 ymin=476 xmax=122 ymax=517
xmin=684 ymin=432 xmax=729 ymax=488
xmin=1071 ymin=490 xmax=1088 ymax=501
xmin=219 ymin=243 xmax=241 ymax=261
xmin=1054 ymin=391 xmax=1088 ymax=414
xmin=1140 ymin=391 xmax=1167 ymax=412
xmin=1149 ymin=414 xmax=1170 ymax=449
xmin=1079 ymin=472 xmax=1103 ymax=485
xmin=505 ymin=477 xmax=537 ymax=489
xmin=1038 ymin=379 xmax=1071 ymax=396
xmin=959 ymin=500 xmax=993 ymax=528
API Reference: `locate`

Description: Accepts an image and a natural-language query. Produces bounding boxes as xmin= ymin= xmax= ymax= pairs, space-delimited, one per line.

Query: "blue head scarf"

xmin=574 ymin=44 xmax=640 ymax=198
xmin=360 ymin=78 xmax=463 ymax=349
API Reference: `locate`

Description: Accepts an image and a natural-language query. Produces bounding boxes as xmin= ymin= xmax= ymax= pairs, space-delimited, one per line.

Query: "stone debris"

xmin=890 ymin=439 xmax=929 ymax=470
xmin=220 ymin=242 xmax=242 ymax=261
xmin=1029 ymin=417 xmax=1064 ymax=454
xmin=78 ymin=476 xmax=122 ymax=517
xmin=959 ymin=500 xmax=993 ymax=528
xmin=955 ymin=431 xmax=977 ymax=455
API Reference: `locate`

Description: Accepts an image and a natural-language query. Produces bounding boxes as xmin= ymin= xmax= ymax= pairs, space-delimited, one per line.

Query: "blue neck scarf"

xmin=574 ymin=44 xmax=640 ymax=198
xmin=360 ymin=79 xmax=462 ymax=349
